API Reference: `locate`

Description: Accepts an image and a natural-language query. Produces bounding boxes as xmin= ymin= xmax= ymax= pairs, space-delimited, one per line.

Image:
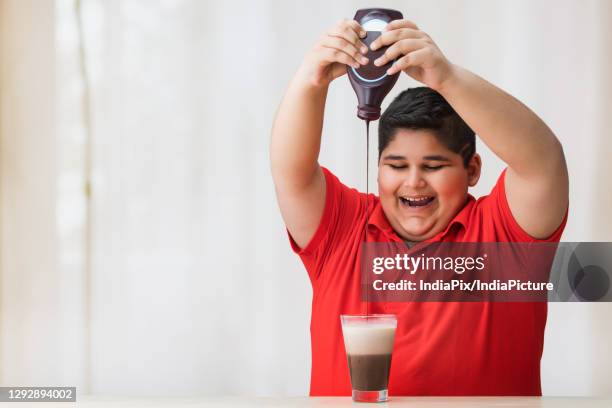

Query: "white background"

xmin=0 ymin=0 xmax=611 ymax=397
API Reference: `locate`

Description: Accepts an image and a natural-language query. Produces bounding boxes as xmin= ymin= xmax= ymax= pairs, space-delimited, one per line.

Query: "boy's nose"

xmin=404 ymin=169 xmax=427 ymax=189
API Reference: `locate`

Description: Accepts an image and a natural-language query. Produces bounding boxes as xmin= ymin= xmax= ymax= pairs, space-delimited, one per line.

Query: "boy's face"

xmin=378 ymin=129 xmax=481 ymax=242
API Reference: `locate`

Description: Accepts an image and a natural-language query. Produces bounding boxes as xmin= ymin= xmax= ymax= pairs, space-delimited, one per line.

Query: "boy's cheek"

xmin=377 ymin=173 xmax=393 ymax=194
xmin=379 ymin=181 xmax=401 ymax=200
xmin=431 ymin=171 xmax=468 ymax=195
xmin=378 ymin=169 xmax=403 ymax=189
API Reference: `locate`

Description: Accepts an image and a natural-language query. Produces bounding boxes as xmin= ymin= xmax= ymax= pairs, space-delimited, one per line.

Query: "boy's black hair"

xmin=378 ymin=87 xmax=476 ymax=167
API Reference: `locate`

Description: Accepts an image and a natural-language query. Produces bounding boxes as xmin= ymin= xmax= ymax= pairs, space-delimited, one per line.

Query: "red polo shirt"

xmin=288 ymin=166 xmax=567 ymax=396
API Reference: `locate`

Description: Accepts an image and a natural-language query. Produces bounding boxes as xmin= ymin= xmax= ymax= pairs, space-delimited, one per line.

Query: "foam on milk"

xmin=342 ymin=323 xmax=396 ymax=355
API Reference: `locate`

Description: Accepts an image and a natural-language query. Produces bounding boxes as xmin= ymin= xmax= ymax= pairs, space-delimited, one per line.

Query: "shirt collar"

xmin=367 ymin=194 xmax=476 ymax=241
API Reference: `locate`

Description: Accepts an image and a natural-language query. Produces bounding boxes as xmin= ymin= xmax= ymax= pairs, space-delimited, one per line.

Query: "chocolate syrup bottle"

xmin=348 ymin=8 xmax=403 ymax=121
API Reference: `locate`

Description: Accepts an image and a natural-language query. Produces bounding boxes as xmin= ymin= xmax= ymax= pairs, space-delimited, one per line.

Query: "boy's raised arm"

xmin=371 ymin=19 xmax=568 ymax=239
xmin=270 ymin=20 xmax=368 ymax=249
xmin=437 ymin=67 xmax=568 ymax=239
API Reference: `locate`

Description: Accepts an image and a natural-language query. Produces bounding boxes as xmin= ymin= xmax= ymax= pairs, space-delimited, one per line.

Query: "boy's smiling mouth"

xmin=399 ymin=195 xmax=436 ymax=208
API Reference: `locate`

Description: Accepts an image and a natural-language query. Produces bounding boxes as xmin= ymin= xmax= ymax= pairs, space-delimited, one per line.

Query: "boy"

xmin=270 ymin=18 xmax=568 ymax=396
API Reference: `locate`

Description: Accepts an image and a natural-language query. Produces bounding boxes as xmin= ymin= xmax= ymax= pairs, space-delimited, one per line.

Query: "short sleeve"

xmin=485 ymin=168 xmax=568 ymax=243
xmin=286 ymin=167 xmax=366 ymax=283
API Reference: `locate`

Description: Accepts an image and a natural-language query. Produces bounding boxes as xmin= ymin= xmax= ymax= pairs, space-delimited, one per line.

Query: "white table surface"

xmin=6 ymin=396 xmax=610 ymax=407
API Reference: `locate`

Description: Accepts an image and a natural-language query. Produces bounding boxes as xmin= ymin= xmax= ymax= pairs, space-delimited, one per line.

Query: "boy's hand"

xmin=297 ymin=19 xmax=370 ymax=89
xmin=370 ymin=20 xmax=455 ymax=91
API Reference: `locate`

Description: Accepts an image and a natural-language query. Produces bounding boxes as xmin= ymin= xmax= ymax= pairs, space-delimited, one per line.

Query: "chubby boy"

xmin=270 ymin=17 xmax=568 ymax=396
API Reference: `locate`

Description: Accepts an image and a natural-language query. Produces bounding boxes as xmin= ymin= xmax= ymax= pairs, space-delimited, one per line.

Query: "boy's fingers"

xmin=370 ymin=28 xmax=425 ymax=51
xmin=321 ymin=36 xmax=369 ymax=65
xmin=328 ymin=25 xmax=367 ymax=53
xmin=384 ymin=19 xmax=419 ymax=32
xmin=374 ymin=39 xmax=425 ymax=67
xmin=386 ymin=48 xmax=429 ymax=75
xmin=340 ymin=18 xmax=367 ymax=38
xmin=320 ymin=46 xmax=363 ymax=69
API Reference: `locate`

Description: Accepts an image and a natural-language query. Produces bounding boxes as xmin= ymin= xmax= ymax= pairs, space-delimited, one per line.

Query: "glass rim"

xmin=340 ymin=314 xmax=397 ymax=319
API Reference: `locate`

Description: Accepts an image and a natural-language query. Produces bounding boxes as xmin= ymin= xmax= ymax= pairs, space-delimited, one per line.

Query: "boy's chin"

xmin=398 ymin=221 xmax=438 ymax=241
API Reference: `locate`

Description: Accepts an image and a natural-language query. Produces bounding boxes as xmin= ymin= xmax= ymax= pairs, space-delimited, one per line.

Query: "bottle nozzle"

xmin=357 ymin=105 xmax=381 ymax=121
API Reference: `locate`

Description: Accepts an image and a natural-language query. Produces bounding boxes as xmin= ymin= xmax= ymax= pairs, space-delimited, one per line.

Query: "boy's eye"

xmin=423 ymin=165 xmax=444 ymax=171
xmin=386 ymin=163 xmax=445 ymax=171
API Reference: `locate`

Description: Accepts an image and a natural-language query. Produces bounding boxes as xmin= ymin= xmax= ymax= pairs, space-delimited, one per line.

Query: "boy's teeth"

xmin=400 ymin=196 xmax=435 ymax=207
xmin=404 ymin=196 xmax=431 ymax=202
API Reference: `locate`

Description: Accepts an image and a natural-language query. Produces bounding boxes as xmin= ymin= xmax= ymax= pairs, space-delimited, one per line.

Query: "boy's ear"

xmin=467 ymin=153 xmax=482 ymax=187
